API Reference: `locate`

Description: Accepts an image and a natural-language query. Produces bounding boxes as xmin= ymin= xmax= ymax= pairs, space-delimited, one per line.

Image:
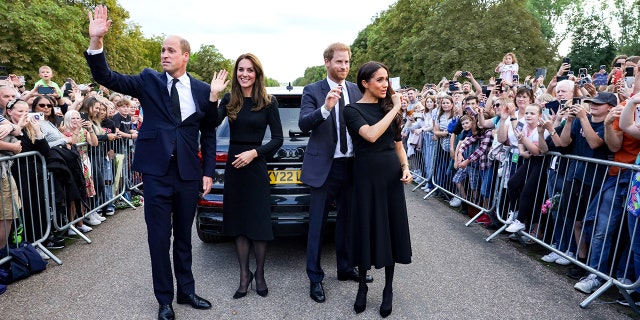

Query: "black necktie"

xmin=339 ymin=90 xmax=347 ymax=154
xmin=171 ymin=78 xmax=181 ymax=122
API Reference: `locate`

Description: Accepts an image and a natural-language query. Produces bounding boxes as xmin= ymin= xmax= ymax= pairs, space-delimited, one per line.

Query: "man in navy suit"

xmin=85 ymin=6 xmax=224 ymax=320
xmin=299 ymin=43 xmax=373 ymax=303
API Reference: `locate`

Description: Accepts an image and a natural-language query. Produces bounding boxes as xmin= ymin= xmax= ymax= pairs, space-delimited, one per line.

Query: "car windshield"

xmin=217 ymin=95 xmax=302 ymax=139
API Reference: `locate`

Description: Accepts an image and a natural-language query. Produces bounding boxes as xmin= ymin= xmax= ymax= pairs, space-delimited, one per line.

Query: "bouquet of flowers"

xmin=541 ymin=193 xmax=561 ymax=215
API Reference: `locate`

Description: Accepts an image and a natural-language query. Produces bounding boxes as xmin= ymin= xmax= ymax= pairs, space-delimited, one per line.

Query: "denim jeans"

xmin=584 ymin=173 xmax=630 ymax=275
xmin=547 ymin=169 xmax=571 ymax=252
xmin=422 ymin=131 xmax=436 ymax=188
xmin=628 ymin=212 xmax=640 ymax=292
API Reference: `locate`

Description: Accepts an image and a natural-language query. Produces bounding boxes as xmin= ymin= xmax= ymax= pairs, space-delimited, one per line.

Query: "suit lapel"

xmin=321 ymin=80 xmax=338 ymax=134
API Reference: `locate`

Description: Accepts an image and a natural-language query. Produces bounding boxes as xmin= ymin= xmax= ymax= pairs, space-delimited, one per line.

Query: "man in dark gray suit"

xmin=299 ymin=43 xmax=372 ymax=304
xmin=85 ymin=6 xmax=227 ymax=320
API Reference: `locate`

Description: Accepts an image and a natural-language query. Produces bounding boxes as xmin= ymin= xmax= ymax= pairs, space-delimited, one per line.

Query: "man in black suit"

xmin=85 ymin=6 xmax=225 ymax=320
xmin=299 ymin=43 xmax=373 ymax=303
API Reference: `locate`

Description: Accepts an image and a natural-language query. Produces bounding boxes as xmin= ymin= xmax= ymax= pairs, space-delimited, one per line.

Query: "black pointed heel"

xmin=353 ymin=285 xmax=368 ymax=314
xmin=233 ymin=272 xmax=253 ymax=299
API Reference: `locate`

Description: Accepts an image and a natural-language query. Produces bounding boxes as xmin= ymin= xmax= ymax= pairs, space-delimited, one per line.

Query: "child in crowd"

xmin=32 ymin=66 xmax=63 ymax=97
xmin=495 ymin=53 xmax=519 ymax=85
xmin=451 ymin=115 xmax=480 ymax=207
xmin=100 ymin=101 xmax=118 ymax=215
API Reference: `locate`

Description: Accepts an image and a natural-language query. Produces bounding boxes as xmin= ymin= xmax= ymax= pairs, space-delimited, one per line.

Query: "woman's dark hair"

xmin=514 ymin=86 xmax=534 ymax=105
xmin=226 ymin=53 xmax=271 ymax=122
xmin=356 ymin=61 xmax=402 ymax=132
xmin=32 ymin=95 xmax=57 ymax=123
xmin=79 ymin=96 xmax=98 ymax=114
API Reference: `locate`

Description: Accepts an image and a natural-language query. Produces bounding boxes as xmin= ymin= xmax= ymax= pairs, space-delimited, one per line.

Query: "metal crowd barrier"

xmin=407 ymin=127 xmax=640 ymax=312
xmin=408 ymin=129 xmax=503 ymax=228
xmin=0 ymin=151 xmax=60 ymax=265
xmin=49 ymin=138 xmax=137 ymax=245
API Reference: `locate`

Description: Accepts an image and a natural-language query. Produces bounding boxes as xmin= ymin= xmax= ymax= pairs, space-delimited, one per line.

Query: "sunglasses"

xmin=38 ymin=104 xmax=52 ymax=108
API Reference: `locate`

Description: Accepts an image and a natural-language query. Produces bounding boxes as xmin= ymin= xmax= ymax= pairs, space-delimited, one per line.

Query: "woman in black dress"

xmin=343 ymin=61 xmax=413 ymax=318
xmin=212 ymin=53 xmax=283 ymax=299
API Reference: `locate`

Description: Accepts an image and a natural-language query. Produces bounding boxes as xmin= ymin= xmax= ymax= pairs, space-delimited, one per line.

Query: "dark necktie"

xmin=171 ymin=78 xmax=181 ymax=122
xmin=339 ymin=90 xmax=347 ymax=154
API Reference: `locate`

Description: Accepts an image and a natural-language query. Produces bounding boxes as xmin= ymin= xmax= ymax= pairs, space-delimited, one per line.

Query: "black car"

xmin=196 ymin=86 xmax=336 ymax=242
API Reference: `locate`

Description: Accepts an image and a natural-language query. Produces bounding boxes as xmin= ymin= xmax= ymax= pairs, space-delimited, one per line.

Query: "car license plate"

xmin=269 ymin=170 xmax=301 ymax=184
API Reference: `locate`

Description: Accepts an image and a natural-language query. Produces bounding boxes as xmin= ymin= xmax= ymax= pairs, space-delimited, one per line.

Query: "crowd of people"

xmin=0 ymin=66 xmax=141 ymax=258
xmin=2 ymin=4 xmax=639 ymax=318
xmin=398 ymin=52 xmax=640 ymax=307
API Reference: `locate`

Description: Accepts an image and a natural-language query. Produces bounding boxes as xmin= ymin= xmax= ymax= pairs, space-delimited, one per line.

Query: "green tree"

xmin=188 ymin=44 xmax=234 ymax=81
xmin=293 ymin=65 xmax=326 ymax=86
xmin=265 ymin=78 xmax=280 ymax=87
xmin=613 ymin=0 xmax=640 ymax=54
xmin=525 ymin=0 xmax=583 ymax=52
xmin=566 ymin=8 xmax=617 ymax=73
xmin=350 ymin=0 xmax=554 ymax=88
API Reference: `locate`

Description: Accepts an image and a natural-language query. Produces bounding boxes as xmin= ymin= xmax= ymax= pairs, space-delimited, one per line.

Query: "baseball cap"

xmin=583 ymin=92 xmax=618 ymax=106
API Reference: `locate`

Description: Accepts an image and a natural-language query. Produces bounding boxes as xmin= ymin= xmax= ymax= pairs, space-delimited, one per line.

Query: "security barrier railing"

xmin=408 ymin=128 xmax=640 ymax=312
xmin=0 ymin=137 xmax=140 ymax=271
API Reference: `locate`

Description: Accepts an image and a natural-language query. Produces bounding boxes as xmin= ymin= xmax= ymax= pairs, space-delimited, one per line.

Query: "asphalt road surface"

xmin=0 ymin=185 xmax=635 ymax=319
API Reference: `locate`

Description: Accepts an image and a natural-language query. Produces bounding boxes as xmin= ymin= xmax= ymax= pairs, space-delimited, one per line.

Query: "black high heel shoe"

xmin=233 ymin=272 xmax=253 ymax=299
xmin=353 ymin=285 xmax=368 ymax=314
xmin=255 ymin=271 xmax=268 ymax=297
xmin=379 ymin=288 xmax=393 ymax=318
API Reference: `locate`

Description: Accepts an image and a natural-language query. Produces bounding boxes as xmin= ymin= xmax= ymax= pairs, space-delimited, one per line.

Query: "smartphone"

xmin=461 ymin=71 xmax=469 ymax=77
xmin=37 ymin=86 xmax=55 ymax=94
xmin=53 ymin=107 xmax=61 ymax=114
xmin=625 ymin=76 xmax=635 ymax=88
xmin=479 ymin=101 xmax=486 ymax=108
xmin=557 ymin=75 xmax=569 ymax=82
xmin=465 ymin=105 xmax=477 ymax=115
xmin=513 ymin=74 xmax=519 ymax=83
xmin=636 ymin=104 xmax=640 ymax=126
xmin=626 ymin=66 xmax=635 ymax=77
xmin=448 ymin=81 xmax=457 ymax=92
xmin=535 ymin=68 xmax=547 ymax=79
xmin=613 ymin=69 xmax=624 ymax=84
xmin=28 ymin=112 xmax=44 ymax=121
xmin=572 ymin=97 xmax=582 ymax=105
xmin=562 ymin=57 xmax=571 ymax=64
xmin=134 ymin=109 xmax=140 ymax=116
xmin=615 ymin=62 xmax=623 ymax=68
xmin=515 ymin=122 xmax=524 ymax=133
xmin=546 ymin=100 xmax=560 ymax=113
xmin=542 ymin=108 xmax=550 ymax=120
xmin=567 ymin=71 xmax=574 ymax=75
xmin=495 ymin=78 xmax=503 ymax=85
xmin=80 ymin=111 xmax=89 ymax=121
xmin=560 ymin=99 xmax=568 ymax=109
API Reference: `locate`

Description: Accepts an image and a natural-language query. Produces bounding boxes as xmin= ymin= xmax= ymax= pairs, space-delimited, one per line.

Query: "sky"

xmin=117 ymin=0 xmax=398 ymax=84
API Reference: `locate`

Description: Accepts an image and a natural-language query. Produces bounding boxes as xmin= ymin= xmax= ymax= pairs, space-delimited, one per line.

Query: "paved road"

xmin=0 ymin=186 xmax=635 ymax=319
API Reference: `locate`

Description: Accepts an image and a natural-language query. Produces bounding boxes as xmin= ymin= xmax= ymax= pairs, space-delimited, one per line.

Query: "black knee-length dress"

xmin=343 ymin=102 xmax=412 ymax=269
xmin=217 ymin=94 xmax=283 ymax=240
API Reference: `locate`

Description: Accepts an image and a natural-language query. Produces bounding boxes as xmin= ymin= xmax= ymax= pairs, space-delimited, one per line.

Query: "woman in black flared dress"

xmin=213 ymin=54 xmax=283 ymax=299
xmin=343 ymin=61 xmax=412 ymax=318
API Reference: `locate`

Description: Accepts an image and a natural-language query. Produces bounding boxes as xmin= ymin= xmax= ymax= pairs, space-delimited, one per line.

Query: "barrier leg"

xmin=579 ymin=279 xmax=613 ymax=309
xmin=465 ymin=209 xmax=487 ymax=227
xmin=34 ymin=242 xmax=62 ymax=265
xmin=67 ymin=225 xmax=92 ymax=244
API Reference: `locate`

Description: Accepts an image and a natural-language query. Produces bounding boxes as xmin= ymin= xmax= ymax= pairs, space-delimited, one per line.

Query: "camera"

xmin=615 ymin=62 xmax=623 ymax=68
xmin=460 ymin=71 xmax=469 ymax=77
xmin=513 ymin=74 xmax=519 ymax=83
xmin=579 ymin=68 xmax=587 ymax=78
xmin=625 ymin=66 xmax=635 ymax=77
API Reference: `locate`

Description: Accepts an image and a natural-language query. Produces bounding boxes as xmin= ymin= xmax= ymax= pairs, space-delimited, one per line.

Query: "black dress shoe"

xmin=337 ymin=269 xmax=374 ymax=283
xmin=177 ymin=293 xmax=212 ymax=310
xmin=309 ymin=282 xmax=325 ymax=303
xmin=158 ymin=304 xmax=174 ymax=320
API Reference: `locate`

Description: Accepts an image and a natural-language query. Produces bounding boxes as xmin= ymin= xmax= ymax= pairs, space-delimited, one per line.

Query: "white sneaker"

xmin=555 ymin=251 xmax=574 ymax=266
xmin=68 ymin=228 xmax=77 ymax=236
xmin=36 ymin=248 xmax=50 ymax=260
xmin=506 ymin=219 xmax=525 ymax=233
xmin=449 ymin=198 xmax=462 ymax=207
xmin=105 ymin=209 xmax=115 ymax=216
xmin=505 ymin=211 xmax=517 ymax=224
xmin=93 ymin=213 xmax=106 ymax=222
xmin=77 ymin=224 xmax=93 ymax=233
xmin=84 ymin=215 xmax=102 ymax=226
xmin=574 ymin=274 xmax=601 ymax=294
xmin=541 ymin=252 xmax=561 ymax=263
xmin=618 ymin=278 xmax=635 ymax=294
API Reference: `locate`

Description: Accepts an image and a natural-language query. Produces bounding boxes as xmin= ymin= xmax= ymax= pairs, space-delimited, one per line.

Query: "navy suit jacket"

xmin=298 ymin=79 xmax=362 ymax=188
xmin=85 ymin=52 xmax=216 ymax=181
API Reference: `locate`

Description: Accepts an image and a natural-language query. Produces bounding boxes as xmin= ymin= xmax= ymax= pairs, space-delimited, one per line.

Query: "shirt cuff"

xmin=86 ymin=47 xmax=104 ymax=55
xmin=320 ymin=104 xmax=330 ymax=119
